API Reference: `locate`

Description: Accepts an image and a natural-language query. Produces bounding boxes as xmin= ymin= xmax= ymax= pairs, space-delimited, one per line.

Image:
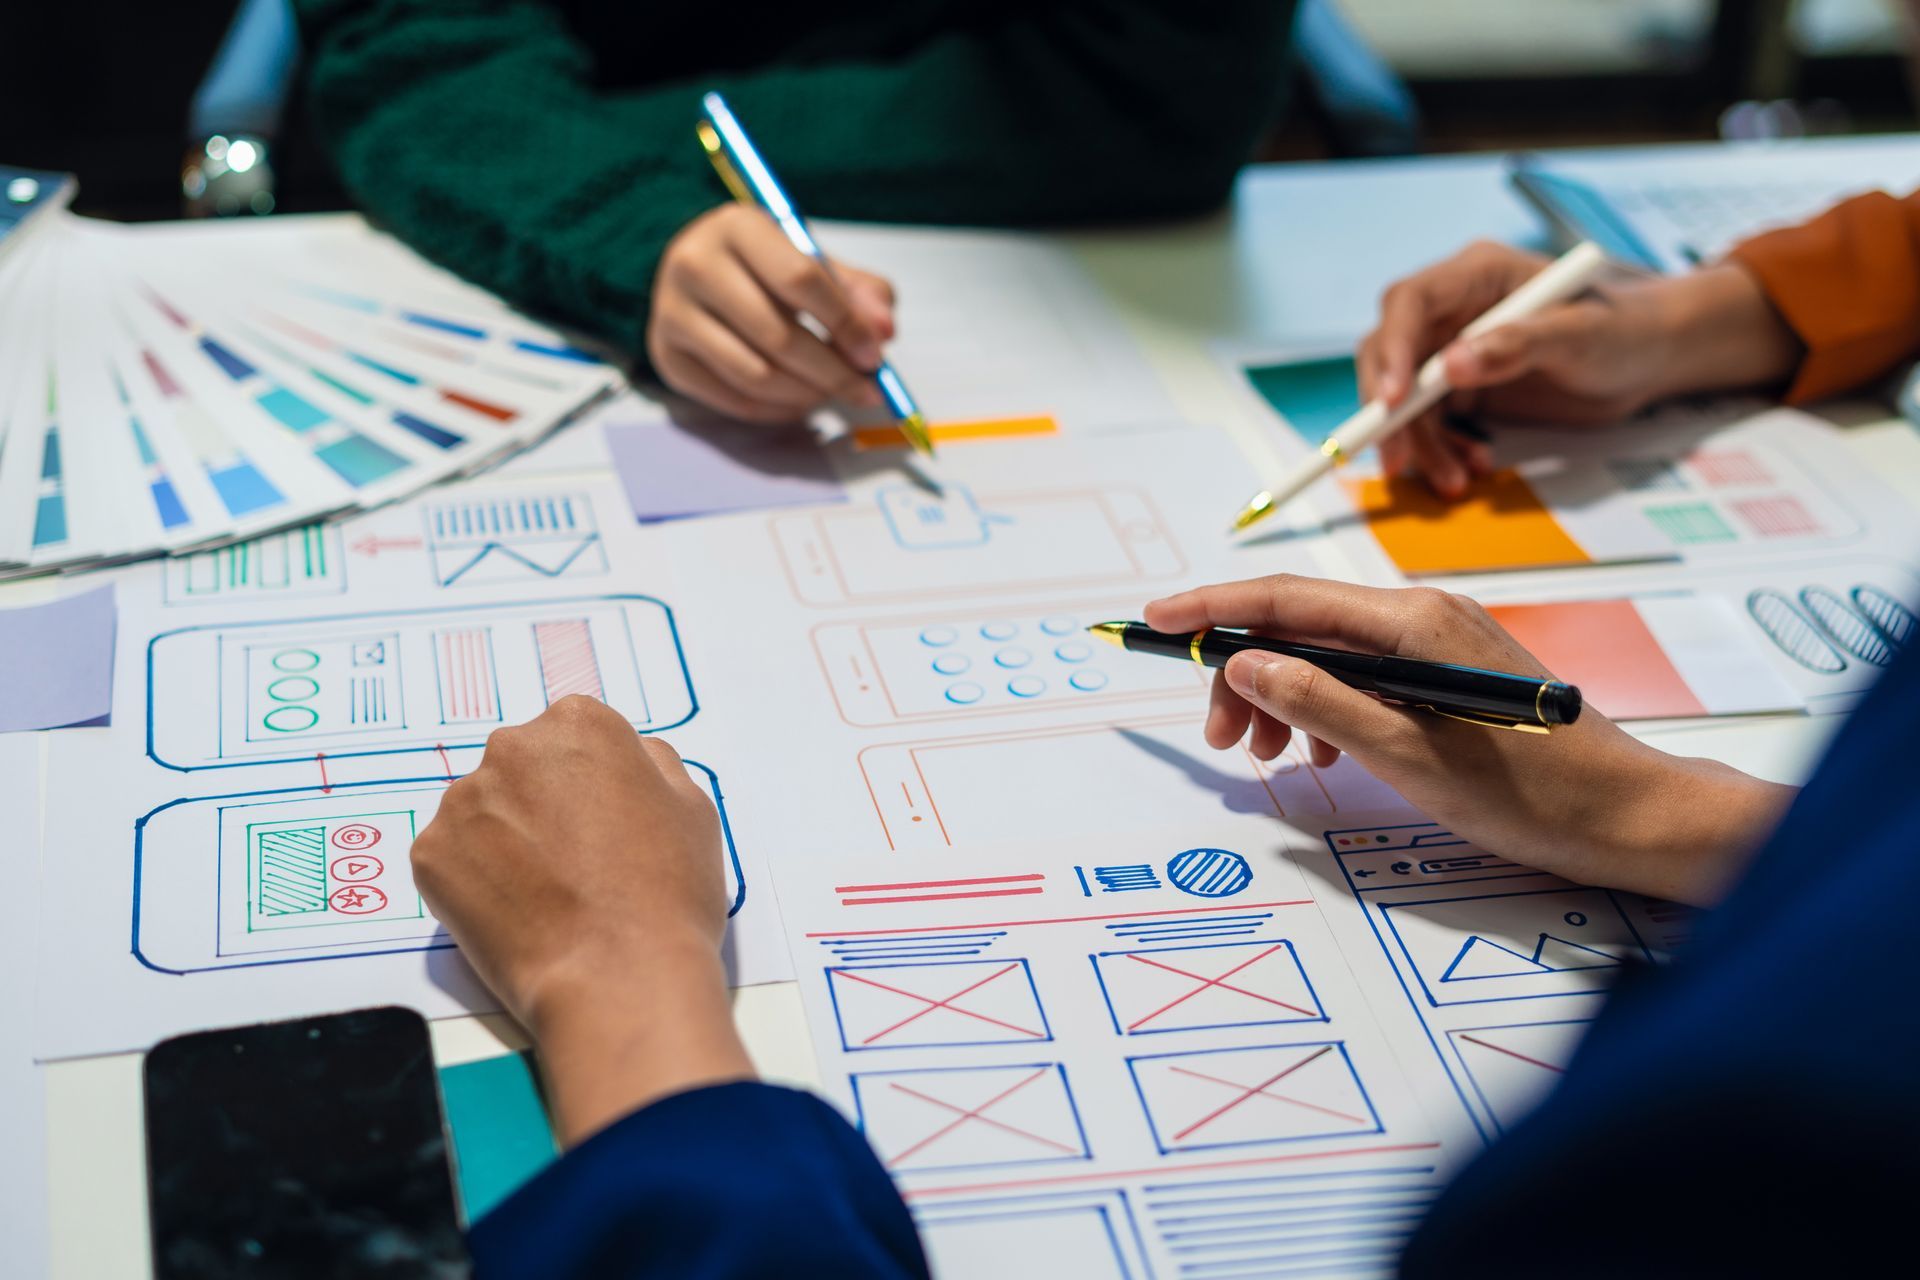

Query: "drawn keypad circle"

xmin=980 ymin=622 xmax=1019 ymax=641
xmin=262 ymin=705 xmax=320 ymax=734
xmin=1069 ymin=669 xmax=1110 ymax=692
xmin=1007 ymin=676 xmax=1047 ymax=698
xmin=931 ymin=653 xmax=971 ymax=676
xmin=944 ymin=682 xmax=985 ymax=705
xmin=1054 ymin=642 xmax=1093 ymax=663
xmin=994 ymin=647 xmax=1033 ymax=669
xmin=266 ymin=675 xmax=320 ymax=703
xmin=919 ymin=626 xmax=958 ymax=647
xmin=1039 ymin=617 xmax=1078 ymax=636
xmin=270 ymin=648 xmax=321 ymax=672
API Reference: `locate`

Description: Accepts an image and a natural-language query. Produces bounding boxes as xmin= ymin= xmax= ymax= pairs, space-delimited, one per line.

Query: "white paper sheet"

xmin=0 ymin=732 xmax=49 ymax=1278
xmin=33 ymin=475 xmax=787 ymax=1060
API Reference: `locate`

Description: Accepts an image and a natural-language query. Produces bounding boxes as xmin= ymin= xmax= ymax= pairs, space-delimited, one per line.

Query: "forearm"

xmin=530 ymin=937 xmax=754 ymax=1147
xmin=1642 ymin=263 xmax=1805 ymax=404
xmin=1604 ymin=745 xmax=1798 ymax=907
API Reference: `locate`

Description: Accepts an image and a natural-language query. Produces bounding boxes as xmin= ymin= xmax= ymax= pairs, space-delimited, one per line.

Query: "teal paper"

xmin=440 ymin=1051 xmax=557 ymax=1221
xmin=1243 ymin=355 xmax=1363 ymax=448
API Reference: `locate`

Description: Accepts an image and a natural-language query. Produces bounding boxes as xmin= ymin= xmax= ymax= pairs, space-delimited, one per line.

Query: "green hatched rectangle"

xmin=256 ymin=827 xmax=327 ymax=915
xmin=1644 ymin=501 xmax=1736 ymax=545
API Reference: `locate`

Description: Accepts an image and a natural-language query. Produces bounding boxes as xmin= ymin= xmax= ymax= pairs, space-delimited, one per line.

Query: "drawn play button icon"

xmin=331 ymin=855 xmax=385 ymax=883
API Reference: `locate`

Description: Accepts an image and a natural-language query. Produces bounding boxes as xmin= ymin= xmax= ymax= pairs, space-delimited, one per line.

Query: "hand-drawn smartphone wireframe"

xmin=132 ymin=761 xmax=743 ymax=974
xmin=811 ymin=600 xmax=1205 ymax=727
xmin=146 ymin=595 xmax=693 ymax=770
xmin=771 ymin=485 xmax=1184 ymax=606
xmin=856 ymin=716 xmax=1403 ymax=851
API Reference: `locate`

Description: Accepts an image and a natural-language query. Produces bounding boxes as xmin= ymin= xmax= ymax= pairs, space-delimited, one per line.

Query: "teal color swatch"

xmin=440 ymin=1051 xmax=558 ymax=1221
xmin=1243 ymin=355 xmax=1363 ymax=448
xmin=315 ymin=432 xmax=410 ymax=486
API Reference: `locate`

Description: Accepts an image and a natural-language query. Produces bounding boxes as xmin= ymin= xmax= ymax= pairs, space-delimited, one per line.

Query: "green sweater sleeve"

xmin=293 ymin=0 xmax=1297 ymax=366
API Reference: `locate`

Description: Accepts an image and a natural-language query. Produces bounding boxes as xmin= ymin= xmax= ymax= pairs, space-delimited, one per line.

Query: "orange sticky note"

xmin=1349 ymin=470 xmax=1591 ymax=575
xmin=1487 ymin=599 xmax=1706 ymax=720
xmin=851 ymin=414 xmax=1059 ymax=450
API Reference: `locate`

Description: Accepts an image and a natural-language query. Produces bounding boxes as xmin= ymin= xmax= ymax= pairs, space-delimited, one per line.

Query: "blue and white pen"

xmin=696 ymin=91 xmax=935 ymax=457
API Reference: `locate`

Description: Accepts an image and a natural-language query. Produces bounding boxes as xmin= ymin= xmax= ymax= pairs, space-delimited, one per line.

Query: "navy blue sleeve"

xmin=469 ymin=1081 xmax=929 ymax=1280
xmin=1401 ymin=643 xmax=1920 ymax=1277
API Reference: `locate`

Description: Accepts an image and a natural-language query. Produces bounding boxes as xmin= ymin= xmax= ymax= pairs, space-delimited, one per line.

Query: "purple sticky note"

xmin=603 ymin=415 xmax=845 ymax=522
xmin=0 ymin=583 xmax=116 ymax=731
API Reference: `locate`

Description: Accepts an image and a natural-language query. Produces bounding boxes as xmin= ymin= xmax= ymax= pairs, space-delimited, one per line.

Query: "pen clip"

xmin=1413 ymin=705 xmax=1551 ymax=735
xmin=695 ymin=120 xmax=755 ymax=206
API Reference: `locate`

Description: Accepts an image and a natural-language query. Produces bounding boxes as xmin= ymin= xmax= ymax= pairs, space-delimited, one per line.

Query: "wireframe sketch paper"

xmin=603 ymin=415 xmax=845 ymax=522
xmin=780 ymin=806 xmax=1695 ymax=1279
xmin=0 ymin=584 xmax=115 ymax=731
xmin=33 ymin=476 xmax=788 ymax=1061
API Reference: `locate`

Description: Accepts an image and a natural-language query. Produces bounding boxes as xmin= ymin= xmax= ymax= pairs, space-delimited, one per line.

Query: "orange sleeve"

xmin=1725 ymin=189 xmax=1920 ymax=404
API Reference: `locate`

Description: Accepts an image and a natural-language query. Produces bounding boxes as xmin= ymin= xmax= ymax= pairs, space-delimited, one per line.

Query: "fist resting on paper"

xmin=647 ymin=204 xmax=897 ymax=423
xmin=412 ymin=696 xmax=751 ymax=1144
xmin=1145 ymin=574 xmax=1795 ymax=906
xmin=1356 ymin=241 xmax=1801 ymax=499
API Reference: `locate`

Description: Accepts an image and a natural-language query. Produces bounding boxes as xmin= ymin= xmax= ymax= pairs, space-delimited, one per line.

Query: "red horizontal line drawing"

xmin=1457 ymin=1033 xmax=1566 ymax=1074
xmin=843 ymin=887 xmax=1046 ymax=906
xmin=883 ymin=1068 xmax=1069 ymax=1167
xmin=900 ymin=1142 xmax=1442 ymax=1200
xmin=805 ymin=900 xmax=1314 ymax=937
xmin=833 ymin=963 xmax=1043 ymax=1044
xmin=1124 ymin=945 xmax=1314 ymax=1030
xmin=837 ymin=873 xmax=1045 ymax=893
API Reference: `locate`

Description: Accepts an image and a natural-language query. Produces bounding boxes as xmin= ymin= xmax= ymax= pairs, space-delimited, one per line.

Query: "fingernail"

xmin=1224 ymin=651 xmax=1278 ymax=698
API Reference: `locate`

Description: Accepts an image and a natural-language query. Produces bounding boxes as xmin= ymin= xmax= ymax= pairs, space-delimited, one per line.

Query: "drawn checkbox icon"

xmin=1126 ymin=1042 xmax=1382 ymax=1154
xmin=826 ymin=959 xmax=1052 ymax=1051
xmin=851 ymin=1063 xmax=1089 ymax=1173
xmin=1091 ymin=940 xmax=1324 ymax=1035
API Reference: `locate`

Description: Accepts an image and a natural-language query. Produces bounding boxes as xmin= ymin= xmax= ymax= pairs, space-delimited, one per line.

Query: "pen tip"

xmin=900 ymin=412 xmax=936 ymax=458
xmin=1227 ymin=491 xmax=1275 ymax=537
xmin=1087 ymin=622 xmax=1127 ymax=648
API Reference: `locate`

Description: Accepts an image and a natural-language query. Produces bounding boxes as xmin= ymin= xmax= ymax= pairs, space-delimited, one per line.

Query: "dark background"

xmin=6 ymin=1 xmax=1915 ymax=223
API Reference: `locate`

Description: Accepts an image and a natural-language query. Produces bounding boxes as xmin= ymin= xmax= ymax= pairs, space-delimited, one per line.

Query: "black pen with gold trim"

xmin=1089 ymin=622 xmax=1582 ymax=733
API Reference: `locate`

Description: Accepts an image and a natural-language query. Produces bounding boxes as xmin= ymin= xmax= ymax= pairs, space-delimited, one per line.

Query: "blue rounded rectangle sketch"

xmin=145 ymin=595 xmax=694 ymax=770
xmin=131 ymin=761 xmax=743 ymax=974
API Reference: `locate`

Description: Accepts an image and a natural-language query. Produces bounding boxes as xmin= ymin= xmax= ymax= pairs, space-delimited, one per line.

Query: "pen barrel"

xmin=1121 ymin=628 xmax=1581 ymax=727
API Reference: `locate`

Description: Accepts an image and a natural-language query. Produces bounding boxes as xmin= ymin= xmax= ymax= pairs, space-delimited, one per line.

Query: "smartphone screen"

xmin=145 ymin=1006 xmax=469 ymax=1278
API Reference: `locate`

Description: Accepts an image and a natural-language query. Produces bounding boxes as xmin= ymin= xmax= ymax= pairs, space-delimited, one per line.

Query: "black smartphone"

xmin=144 ymin=1006 xmax=469 ymax=1279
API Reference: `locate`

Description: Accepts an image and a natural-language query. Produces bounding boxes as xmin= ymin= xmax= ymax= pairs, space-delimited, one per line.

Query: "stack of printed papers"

xmin=0 ymin=173 xmax=618 ymax=579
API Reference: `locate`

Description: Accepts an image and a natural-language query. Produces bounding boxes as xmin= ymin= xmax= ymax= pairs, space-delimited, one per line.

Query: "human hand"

xmin=413 ymin=696 xmax=751 ymax=1143
xmin=1144 ymin=575 xmax=1794 ymax=905
xmin=1357 ymin=241 xmax=1683 ymax=498
xmin=646 ymin=203 xmax=896 ymax=424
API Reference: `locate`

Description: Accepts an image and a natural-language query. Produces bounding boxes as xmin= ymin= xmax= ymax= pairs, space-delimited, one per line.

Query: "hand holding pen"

xmin=1140 ymin=573 xmax=1794 ymax=905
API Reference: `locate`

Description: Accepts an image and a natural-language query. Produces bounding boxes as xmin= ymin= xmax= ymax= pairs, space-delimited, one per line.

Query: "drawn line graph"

xmin=436 ymin=534 xmax=604 ymax=587
xmin=423 ymin=491 xmax=608 ymax=588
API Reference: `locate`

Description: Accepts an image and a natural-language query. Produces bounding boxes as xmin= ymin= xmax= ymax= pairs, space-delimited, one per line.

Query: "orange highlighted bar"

xmin=1348 ymin=470 xmax=1591 ymax=576
xmin=852 ymin=414 xmax=1059 ymax=450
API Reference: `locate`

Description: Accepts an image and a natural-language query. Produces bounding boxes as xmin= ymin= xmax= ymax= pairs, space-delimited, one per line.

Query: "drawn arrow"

xmin=316 ymin=752 xmax=332 ymax=794
xmin=349 ymin=534 xmax=424 ymax=557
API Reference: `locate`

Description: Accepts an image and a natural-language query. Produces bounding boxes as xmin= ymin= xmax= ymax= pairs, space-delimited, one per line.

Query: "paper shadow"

xmin=1113 ymin=727 xmax=1277 ymax=818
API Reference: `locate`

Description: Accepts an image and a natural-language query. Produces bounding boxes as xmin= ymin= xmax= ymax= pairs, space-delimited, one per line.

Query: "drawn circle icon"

xmin=266 ymin=675 xmax=320 ymax=703
xmin=330 ymin=824 xmax=382 ymax=851
xmin=918 ymin=626 xmax=958 ymax=647
xmin=944 ymin=681 xmax=985 ymax=705
xmin=993 ymin=647 xmax=1032 ymax=669
xmin=1053 ymin=641 xmax=1092 ymax=663
xmin=931 ymin=653 xmax=971 ymax=676
xmin=328 ymin=885 xmax=389 ymax=914
xmin=1007 ymin=676 xmax=1046 ymax=698
xmin=980 ymin=622 xmax=1018 ymax=641
xmin=1167 ymin=848 xmax=1252 ymax=898
xmin=1069 ymin=669 xmax=1109 ymax=692
xmin=262 ymin=705 xmax=320 ymax=734
xmin=271 ymin=649 xmax=321 ymax=672
xmin=330 ymin=855 xmax=385 ymax=883
xmin=1564 ymin=911 xmax=1588 ymax=927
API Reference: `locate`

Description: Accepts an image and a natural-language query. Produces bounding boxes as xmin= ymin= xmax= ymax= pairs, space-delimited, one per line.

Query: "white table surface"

xmin=34 ymin=134 xmax=1920 ymax=1276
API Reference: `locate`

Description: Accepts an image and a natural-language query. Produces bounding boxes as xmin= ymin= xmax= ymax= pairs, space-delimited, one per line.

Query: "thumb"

xmin=1223 ymin=652 xmax=1411 ymax=760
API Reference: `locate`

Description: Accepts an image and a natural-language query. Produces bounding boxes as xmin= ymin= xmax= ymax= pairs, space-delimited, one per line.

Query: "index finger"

xmin=1365 ymin=243 xmax=1536 ymax=404
xmin=1143 ymin=574 xmax=1427 ymax=653
xmin=728 ymin=216 xmax=881 ymax=364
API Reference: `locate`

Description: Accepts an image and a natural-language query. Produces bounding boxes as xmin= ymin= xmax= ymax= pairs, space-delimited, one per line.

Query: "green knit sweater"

xmin=293 ymin=0 xmax=1298 ymax=368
